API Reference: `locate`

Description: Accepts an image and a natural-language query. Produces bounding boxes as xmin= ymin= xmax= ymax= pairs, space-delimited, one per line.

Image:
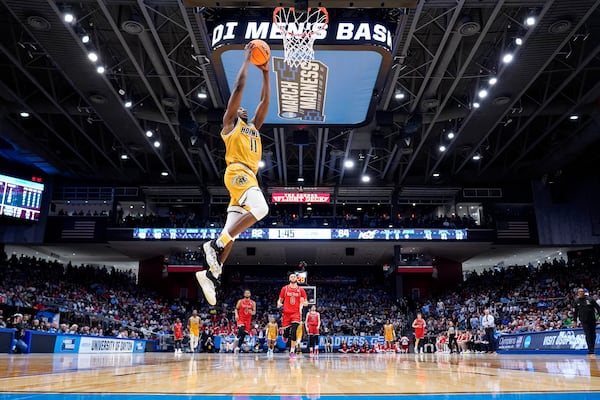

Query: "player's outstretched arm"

xmin=251 ymin=61 xmax=270 ymax=130
xmin=223 ymin=44 xmax=253 ymax=132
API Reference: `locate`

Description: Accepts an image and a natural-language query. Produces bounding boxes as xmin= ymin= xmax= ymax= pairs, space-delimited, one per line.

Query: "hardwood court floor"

xmin=1 ymin=352 xmax=600 ymax=397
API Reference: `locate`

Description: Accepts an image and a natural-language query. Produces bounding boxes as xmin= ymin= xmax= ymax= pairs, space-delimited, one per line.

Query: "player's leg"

xmin=236 ymin=325 xmax=247 ymax=352
xmin=288 ymin=322 xmax=299 ymax=358
xmin=203 ymin=169 xmax=268 ymax=272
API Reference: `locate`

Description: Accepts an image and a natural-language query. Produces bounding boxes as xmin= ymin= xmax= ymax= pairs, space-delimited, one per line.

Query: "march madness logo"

xmin=272 ymin=57 xmax=328 ymax=121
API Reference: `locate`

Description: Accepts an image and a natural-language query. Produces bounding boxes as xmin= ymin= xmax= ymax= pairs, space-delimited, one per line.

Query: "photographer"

xmin=10 ymin=313 xmax=28 ymax=353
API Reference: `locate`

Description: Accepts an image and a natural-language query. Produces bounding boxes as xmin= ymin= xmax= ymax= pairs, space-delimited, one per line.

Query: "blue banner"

xmin=498 ymin=328 xmax=600 ymax=353
xmin=134 ymin=227 xmax=467 ymax=241
xmin=54 ymin=335 xmax=81 ymax=353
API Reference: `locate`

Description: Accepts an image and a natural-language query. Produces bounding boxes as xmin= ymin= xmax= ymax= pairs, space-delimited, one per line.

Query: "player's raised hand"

xmin=256 ymin=60 xmax=270 ymax=72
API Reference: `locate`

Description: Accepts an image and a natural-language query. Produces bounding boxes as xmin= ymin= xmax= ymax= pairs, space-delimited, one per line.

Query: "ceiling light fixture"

xmin=161 ymin=171 xmax=168 ymax=176
xmin=439 ymin=145 xmax=446 ymax=152
xmin=81 ymin=34 xmax=90 ymax=44
xmin=361 ymin=175 xmax=370 ymax=183
xmin=525 ymin=16 xmax=536 ymax=27
xmin=395 ymin=92 xmax=405 ymax=100
xmin=258 ymin=160 xmax=266 ymax=168
xmin=478 ymin=89 xmax=488 ymax=99
xmin=344 ymin=160 xmax=354 ymax=168
xmin=19 ymin=112 xmax=30 ymax=118
xmin=433 ymin=173 xmax=440 ymax=177
xmin=447 ymin=132 xmax=455 ymax=139
xmin=473 ymin=154 xmax=482 ymax=160
xmin=473 ymin=102 xmax=481 ymax=109
xmin=124 ymin=100 xmax=132 ymax=108
xmin=197 ymin=91 xmax=208 ymax=99
xmin=145 ymin=130 xmax=153 ymax=138
xmin=489 ymin=77 xmax=498 ymax=85
xmin=87 ymin=52 xmax=98 ymax=62
xmin=63 ymin=13 xmax=75 ymax=24
xmin=153 ymin=140 xmax=161 ymax=148
xmin=297 ymin=177 xmax=305 ymax=182
xmin=96 ymin=66 xmax=105 ymax=74
xmin=515 ymin=37 xmax=523 ymax=46
xmin=120 ymin=154 xmax=129 ymax=160
xmin=502 ymin=53 xmax=514 ymax=64
xmin=569 ymin=115 xmax=579 ymax=120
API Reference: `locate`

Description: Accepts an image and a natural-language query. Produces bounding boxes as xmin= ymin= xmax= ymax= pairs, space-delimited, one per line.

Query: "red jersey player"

xmin=173 ymin=318 xmax=184 ymax=354
xmin=412 ymin=312 xmax=426 ymax=353
xmin=234 ymin=289 xmax=256 ymax=353
xmin=277 ymin=272 xmax=308 ymax=359
xmin=305 ymin=305 xmax=321 ymax=357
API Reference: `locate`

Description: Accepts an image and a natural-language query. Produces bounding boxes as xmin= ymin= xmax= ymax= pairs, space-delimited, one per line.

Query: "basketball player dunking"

xmin=277 ymin=272 xmax=308 ymax=359
xmin=234 ymin=289 xmax=256 ymax=353
xmin=305 ymin=305 xmax=321 ymax=357
xmin=188 ymin=310 xmax=201 ymax=353
xmin=196 ymin=42 xmax=270 ymax=306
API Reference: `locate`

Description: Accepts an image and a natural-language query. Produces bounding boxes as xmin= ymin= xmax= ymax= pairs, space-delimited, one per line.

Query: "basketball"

xmin=249 ymin=39 xmax=270 ymax=66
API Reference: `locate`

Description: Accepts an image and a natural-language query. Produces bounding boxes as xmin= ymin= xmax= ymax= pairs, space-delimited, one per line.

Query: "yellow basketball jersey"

xmin=384 ymin=324 xmax=394 ymax=339
xmin=267 ymin=322 xmax=278 ymax=339
xmin=222 ymin=118 xmax=262 ymax=175
xmin=189 ymin=316 xmax=200 ymax=336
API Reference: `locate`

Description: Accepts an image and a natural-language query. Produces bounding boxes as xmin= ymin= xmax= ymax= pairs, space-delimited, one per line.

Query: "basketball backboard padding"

xmin=183 ymin=0 xmax=417 ymax=7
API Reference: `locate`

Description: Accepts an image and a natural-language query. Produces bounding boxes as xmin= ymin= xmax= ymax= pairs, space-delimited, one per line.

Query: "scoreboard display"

xmin=0 ymin=173 xmax=44 ymax=221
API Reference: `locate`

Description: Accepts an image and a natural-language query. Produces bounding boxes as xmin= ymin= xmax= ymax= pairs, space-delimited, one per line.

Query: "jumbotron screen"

xmin=0 ymin=173 xmax=44 ymax=221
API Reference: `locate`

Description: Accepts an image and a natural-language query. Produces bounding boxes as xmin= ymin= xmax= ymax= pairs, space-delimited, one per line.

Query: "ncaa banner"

xmin=498 ymin=328 xmax=600 ymax=352
xmin=54 ymin=335 xmax=81 ymax=353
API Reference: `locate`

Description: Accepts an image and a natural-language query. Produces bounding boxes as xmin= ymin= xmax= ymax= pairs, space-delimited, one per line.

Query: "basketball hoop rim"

xmin=273 ymin=6 xmax=329 ymax=38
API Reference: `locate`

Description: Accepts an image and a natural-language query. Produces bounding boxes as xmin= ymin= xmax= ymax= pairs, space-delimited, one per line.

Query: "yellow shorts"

xmin=224 ymin=164 xmax=259 ymax=209
xmin=267 ymin=334 xmax=277 ymax=341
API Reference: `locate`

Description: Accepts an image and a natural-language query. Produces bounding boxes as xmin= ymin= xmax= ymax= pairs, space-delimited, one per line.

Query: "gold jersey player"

xmin=196 ymin=42 xmax=270 ymax=305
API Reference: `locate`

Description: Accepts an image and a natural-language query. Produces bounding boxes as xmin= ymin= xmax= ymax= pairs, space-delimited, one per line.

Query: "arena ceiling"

xmin=0 ymin=0 xmax=599 ymax=192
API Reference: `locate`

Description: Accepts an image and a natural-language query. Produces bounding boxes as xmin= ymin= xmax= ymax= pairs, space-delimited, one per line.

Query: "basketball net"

xmin=273 ymin=7 xmax=329 ymax=68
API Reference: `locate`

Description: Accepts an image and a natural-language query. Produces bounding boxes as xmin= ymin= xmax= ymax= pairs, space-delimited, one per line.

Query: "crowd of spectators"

xmin=112 ymin=206 xmax=481 ymax=230
xmin=2 ymin=249 xmax=598 ymax=354
xmin=411 ymin=256 xmax=600 ymax=352
xmin=0 ymin=253 xmax=190 ymax=341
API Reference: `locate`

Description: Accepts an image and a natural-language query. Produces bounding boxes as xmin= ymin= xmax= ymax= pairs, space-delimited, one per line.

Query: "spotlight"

xmin=569 ymin=115 xmax=579 ymax=120
xmin=478 ymin=89 xmax=488 ymax=99
xmin=96 ymin=66 xmax=105 ymax=74
xmin=145 ymin=130 xmax=153 ymax=138
xmin=124 ymin=100 xmax=132 ymax=108
xmin=161 ymin=171 xmax=169 ymax=176
xmin=258 ymin=160 xmax=266 ymax=168
xmin=489 ymin=77 xmax=498 ymax=85
xmin=153 ymin=140 xmax=161 ymax=148
xmin=118 ymin=89 xmax=126 ymax=96
xmin=344 ymin=160 xmax=354 ymax=169
xmin=515 ymin=37 xmax=523 ymax=46
xmin=473 ymin=102 xmax=481 ymax=109
xmin=63 ymin=13 xmax=75 ymax=23
xmin=447 ymin=132 xmax=455 ymax=139
xmin=525 ymin=16 xmax=536 ymax=26
xmin=473 ymin=154 xmax=482 ymax=160
xmin=297 ymin=177 xmax=305 ymax=182
xmin=395 ymin=92 xmax=405 ymax=100
xmin=120 ymin=154 xmax=129 ymax=160
xmin=361 ymin=175 xmax=371 ymax=183
xmin=502 ymin=53 xmax=514 ymax=64
xmin=432 ymin=173 xmax=440 ymax=177
xmin=439 ymin=145 xmax=446 ymax=152
xmin=197 ymin=92 xmax=208 ymax=99
xmin=81 ymin=34 xmax=90 ymax=44
xmin=87 ymin=52 xmax=98 ymax=62
xmin=19 ymin=112 xmax=30 ymax=118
